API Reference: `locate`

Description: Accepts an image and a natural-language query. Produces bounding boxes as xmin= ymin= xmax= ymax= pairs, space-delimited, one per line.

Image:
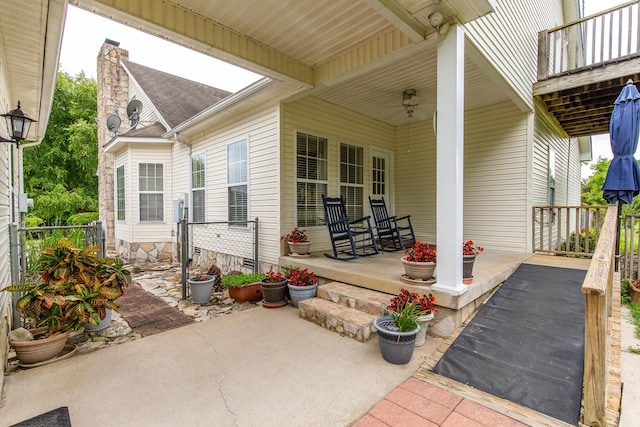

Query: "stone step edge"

xmin=298 ymin=297 xmax=379 ymax=343
xmin=317 ymin=281 xmax=392 ymax=316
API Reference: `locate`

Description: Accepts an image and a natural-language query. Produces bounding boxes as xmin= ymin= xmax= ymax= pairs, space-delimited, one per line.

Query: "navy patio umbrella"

xmin=603 ymin=79 xmax=640 ymax=204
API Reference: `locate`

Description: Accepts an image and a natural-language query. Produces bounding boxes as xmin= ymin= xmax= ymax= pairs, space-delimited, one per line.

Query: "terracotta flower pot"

xmin=228 ymin=282 xmax=263 ymax=302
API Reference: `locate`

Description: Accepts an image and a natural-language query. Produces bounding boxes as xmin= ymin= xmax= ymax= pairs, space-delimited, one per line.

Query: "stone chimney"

xmin=97 ymin=39 xmax=129 ymax=253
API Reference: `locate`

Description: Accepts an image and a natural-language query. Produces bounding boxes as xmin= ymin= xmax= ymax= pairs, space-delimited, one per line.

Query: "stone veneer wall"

xmin=190 ymin=248 xmax=276 ymax=275
xmin=97 ymin=40 xmax=130 ymax=253
xmin=116 ymin=239 xmax=174 ymax=263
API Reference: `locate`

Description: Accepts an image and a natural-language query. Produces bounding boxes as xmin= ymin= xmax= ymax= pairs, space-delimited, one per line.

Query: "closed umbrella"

xmin=603 ymin=79 xmax=640 ymax=204
xmin=602 ymin=79 xmax=640 ymax=271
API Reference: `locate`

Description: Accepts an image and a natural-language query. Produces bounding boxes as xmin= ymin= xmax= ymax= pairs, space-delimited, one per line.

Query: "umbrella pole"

xmin=615 ymin=201 xmax=622 ymax=273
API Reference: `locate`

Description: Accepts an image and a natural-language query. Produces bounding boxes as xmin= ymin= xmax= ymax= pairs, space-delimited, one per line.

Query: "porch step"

xmin=298 ymin=282 xmax=393 ymax=342
xmin=317 ymin=282 xmax=390 ymax=316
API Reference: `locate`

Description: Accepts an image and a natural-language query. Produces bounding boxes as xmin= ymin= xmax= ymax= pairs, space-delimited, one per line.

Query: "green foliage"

xmin=67 ymin=212 xmax=99 ymax=225
xmin=631 ymin=302 xmax=640 ymax=339
xmin=23 ymin=71 xmax=98 ymax=223
xmin=221 ymin=273 xmax=266 ymax=287
xmin=559 ymin=228 xmax=597 ymax=256
xmin=3 ymin=240 xmax=130 ymax=332
xmin=25 ymin=216 xmax=43 ymax=228
xmin=30 ymin=184 xmax=97 ymax=225
xmin=581 ymin=157 xmax=610 ymax=206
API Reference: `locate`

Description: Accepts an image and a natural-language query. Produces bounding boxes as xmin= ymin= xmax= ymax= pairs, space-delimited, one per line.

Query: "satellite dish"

xmin=106 ymin=115 xmax=121 ymax=133
xmin=127 ymin=100 xmax=142 ymax=130
xmin=126 ymin=100 xmax=143 ymax=119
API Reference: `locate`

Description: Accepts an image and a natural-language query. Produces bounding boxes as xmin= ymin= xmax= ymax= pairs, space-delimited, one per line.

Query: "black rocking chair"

xmin=322 ymin=195 xmax=380 ymax=261
xmin=369 ymin=196 xmax=416 ymax=251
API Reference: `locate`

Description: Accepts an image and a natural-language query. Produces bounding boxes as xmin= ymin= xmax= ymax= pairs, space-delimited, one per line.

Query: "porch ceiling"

xmin=72 ymin=0 xmax=503 ymax=128
xmin=0 ymin=0 xmax=65 ymax=142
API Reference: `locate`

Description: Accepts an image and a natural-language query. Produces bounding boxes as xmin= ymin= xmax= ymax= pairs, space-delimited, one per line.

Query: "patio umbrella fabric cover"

xmin=603 ymin=81 xmax=640 ymax=204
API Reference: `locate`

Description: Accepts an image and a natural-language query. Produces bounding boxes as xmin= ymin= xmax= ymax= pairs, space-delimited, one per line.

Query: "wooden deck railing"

xmin=538 ymin=1 xmax=640 ymax=79
xmin=582 ymin=204 xmax=617 ymax=426
xmin=532 ymin=205 xmax=607 ymax=257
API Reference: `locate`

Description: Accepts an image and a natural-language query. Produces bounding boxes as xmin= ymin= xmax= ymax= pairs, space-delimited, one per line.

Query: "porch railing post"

xmin=582 ymin=204 xmax=617 ymax=426
xmin=537 ymin=30 xmax=549 ymax=80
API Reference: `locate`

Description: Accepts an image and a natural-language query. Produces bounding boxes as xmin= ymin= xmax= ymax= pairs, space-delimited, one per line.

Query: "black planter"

xmin=463 ymin=255 xmax=476 ymax=279
xmin=260 ymin=279 xmax=288 ymax=305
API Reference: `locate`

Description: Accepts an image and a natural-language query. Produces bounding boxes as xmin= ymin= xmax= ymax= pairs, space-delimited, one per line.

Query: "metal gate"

xmin=178 ymin=217 xmax=259 ymax=300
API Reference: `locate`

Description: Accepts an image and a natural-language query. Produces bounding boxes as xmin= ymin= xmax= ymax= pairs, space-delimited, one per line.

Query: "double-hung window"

xmin=296 ymin=132 xmax=328 ymax=227
xmin=139 ymin=163 xmax=164 ymax=222
xmin=116 ymin=165 xmax=125 ymax=221
xmin=340 ymin=143 xmax=364 ymax=219
xmin=191 ymin=153 xmax=205 ymax=222
xmin=228 ymin=139 xmax=248 ymax=224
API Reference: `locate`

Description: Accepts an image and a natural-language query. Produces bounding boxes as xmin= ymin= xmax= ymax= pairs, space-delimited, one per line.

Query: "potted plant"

xmin=2 ymin=240 xmax=131 ymax=365
xmin=462 ymin=240 xmax=484 ymax=284
xmin=387 ymin=289 xmax=437 ymax=347
xmin=285 ymin=266 xmax=319 ymax=308
xmin=260 ymin=269 xmax=288 ymax=307
xmin=282 ymin=227 xmax=311 ymax=256
xmin=373 ymin=288 xmax=431 ymax=364
xmin=221 ymin=272 xmax=266 ymax=303
xmin=187 ymin=273 xmax=216 ymax=303
xmin=401 ymin=241 xmax=437 ymax=281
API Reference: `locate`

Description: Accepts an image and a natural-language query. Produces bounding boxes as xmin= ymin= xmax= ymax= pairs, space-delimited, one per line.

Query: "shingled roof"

xmin=122 ymin=60 xmax=232 ymax=129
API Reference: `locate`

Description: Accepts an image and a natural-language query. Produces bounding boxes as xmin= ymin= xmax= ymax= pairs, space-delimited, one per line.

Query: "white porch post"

xmin=431 ymin=23 xmax=467 ymax=296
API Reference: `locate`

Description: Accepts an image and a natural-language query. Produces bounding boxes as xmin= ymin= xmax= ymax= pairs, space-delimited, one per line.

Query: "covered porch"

xmin=279 ymin=249 xmax=592 ymax=331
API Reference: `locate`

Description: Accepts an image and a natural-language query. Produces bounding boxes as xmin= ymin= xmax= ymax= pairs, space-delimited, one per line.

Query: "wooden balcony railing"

xmin=532 ymin=205 xmax=608 ymax=257
xmin=538 ymin=1 xmax=640 ymax=80
xmin=581 ymin=204 xmax=617 ymax=426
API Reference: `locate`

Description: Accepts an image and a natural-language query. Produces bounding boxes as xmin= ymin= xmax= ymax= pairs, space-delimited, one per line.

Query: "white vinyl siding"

xmin=296 ymin=131 xmax=328 ymax=227
xmin=191 ymin=153 xmax=205 ymax=222
xmin=465 ymin=0 xmax=565 ymax=111
xmin=340 ymin=143 xmax=364 ymax=220
xmin=282 ymin=96 xmax=395 ymax=252
xmin=139 ymin=163 xmax=164 ymax=222
xmin=227 ymin=139 xmax=248 ymax=223
xmin=116 ymin=164 xmax=125 ymax=221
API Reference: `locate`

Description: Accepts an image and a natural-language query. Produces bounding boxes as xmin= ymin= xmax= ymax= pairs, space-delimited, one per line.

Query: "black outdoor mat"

xmin=433 ymin=263 xmax=586 ymax=425
xmin=10 ymin=406 xmax=71 ymax=427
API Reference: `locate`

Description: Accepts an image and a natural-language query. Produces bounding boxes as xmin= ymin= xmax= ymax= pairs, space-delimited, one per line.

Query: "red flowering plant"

xmin=262 ymin=269 xmax=286 ymax=283
xmin=404 ymin=241 xmax=437 ymax=263
xmin=385 ymin=288 xmax=438 ymax=332
xmin=281 ymin=227 xmax=308 ymax=243
xmin=462 ymin=240 xmax=484 ymax=256
xmin=285 ymin=267 xmax=318 ymax=287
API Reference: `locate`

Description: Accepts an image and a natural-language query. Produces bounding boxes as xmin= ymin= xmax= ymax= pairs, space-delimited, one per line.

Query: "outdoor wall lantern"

xmin=1 ymin=101 xmax=36 ymax=148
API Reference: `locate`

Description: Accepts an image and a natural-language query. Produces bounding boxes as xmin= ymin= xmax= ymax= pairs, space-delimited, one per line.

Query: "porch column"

xmin=431 ymin=23 xmax=467 ymax=296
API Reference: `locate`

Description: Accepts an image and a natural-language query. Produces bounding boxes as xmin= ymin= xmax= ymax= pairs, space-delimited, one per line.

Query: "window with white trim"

xmin=296 ymin=131 xmax=328 ymax=227
xmin=116 ymin=165 xmax=125 ymax=221
xmin=191 ymin=153 xmax=205 ymax=222
xmin=340 ymin=143 xmax=364 ymax=219
xmin=139 ymin=163 xmax=164 ymax=222
xmin=227 ymin=139 xmax=248 ymax=223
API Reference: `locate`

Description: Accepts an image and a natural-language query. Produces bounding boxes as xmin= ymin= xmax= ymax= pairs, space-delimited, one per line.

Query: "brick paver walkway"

xmin=353 ymin=378 xmax=528 ymax=427
xmin=118 ymin=282 xmax=194 ymax=336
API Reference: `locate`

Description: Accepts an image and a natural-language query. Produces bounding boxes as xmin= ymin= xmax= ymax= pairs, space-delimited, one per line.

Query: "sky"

xmin=59 ymin=1 xmax=628 ymax=179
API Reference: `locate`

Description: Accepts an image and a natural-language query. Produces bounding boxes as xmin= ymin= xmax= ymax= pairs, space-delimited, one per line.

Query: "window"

xmin=228 ymin=139 xmax=248 ymax=223
xmin=139 ymin=163 xmax=164 ymax=221
xmin=296 ymin=132 xmax=328 ymax=227
xmin=116 ymin=165 xmax=125 ymax=221
xmin=191 ymin=153 xmax=205 ymax=222
xmin=340 ymin=143 xmax=364 ymax=219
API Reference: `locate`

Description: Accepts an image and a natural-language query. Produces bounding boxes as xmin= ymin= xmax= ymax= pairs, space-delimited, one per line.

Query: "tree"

xmin=23 ymin=71 xmax=98 ymax=224
xmin=581 ymin=157 xmax=609 ymax=206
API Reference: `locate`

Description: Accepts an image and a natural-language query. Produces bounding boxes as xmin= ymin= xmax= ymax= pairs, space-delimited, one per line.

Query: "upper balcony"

xmin=534 ymin=1 xmax=640 ymax=137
